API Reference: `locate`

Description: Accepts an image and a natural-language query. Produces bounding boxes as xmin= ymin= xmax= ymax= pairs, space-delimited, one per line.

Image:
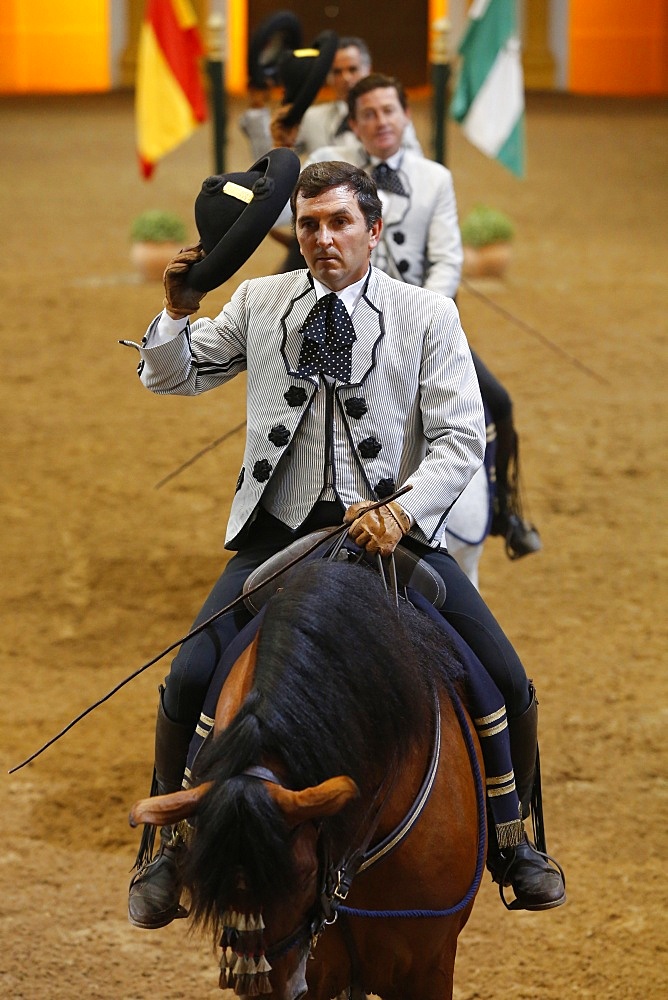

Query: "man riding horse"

xmin=122 ymin=154 xmax=565 ymax=930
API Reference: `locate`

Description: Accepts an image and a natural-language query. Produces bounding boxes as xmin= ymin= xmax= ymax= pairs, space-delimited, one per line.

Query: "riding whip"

xmin=8 ymin=487 xmax=411 ymax=774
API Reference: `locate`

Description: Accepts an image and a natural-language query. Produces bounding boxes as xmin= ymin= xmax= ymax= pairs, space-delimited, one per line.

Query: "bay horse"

xmin=130 ymin=558 xmax=486 ymax=999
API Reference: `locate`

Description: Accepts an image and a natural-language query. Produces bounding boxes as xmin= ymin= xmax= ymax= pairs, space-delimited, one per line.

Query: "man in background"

xmin=293 ymin=35 xmax=421 ymax=155
xmin=300 ymin=73 xmax=541 ymax=558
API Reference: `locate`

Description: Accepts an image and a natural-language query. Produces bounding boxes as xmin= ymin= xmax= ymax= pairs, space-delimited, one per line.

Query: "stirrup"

xmin=128 ymin=831 xmax=189 ymax=929
xmin=493 ymin=842 xmax=566 ymax=912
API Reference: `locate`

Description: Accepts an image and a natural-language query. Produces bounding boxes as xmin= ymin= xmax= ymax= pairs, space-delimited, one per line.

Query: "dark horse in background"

xmin=130 ymin=559 xmax=486 ymax=999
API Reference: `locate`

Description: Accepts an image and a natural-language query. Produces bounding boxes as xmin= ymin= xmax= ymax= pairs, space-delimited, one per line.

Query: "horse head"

xmin=130 ymin=772 xmax=359 ymax=998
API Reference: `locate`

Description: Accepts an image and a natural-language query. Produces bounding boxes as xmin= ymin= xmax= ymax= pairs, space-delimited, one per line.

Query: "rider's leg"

xmin=127 ymin=503 xmax=345 ymax=928
xmin=127 ymin=686 xmax=192 ymax=929
xmin=470 ymin=351 xmax=541 ymax=559
xmin=128 ymin=532 xmax=283 ymax=929
xmin=486 ymin=684 xmax=566 ymax=909
xmin=128 ymin=503 xmax=350 ymax=928
xmin=420 ymin=546 xmax=565 ymax=910
xmin=493 ymin=414 xmax=542 ymax=559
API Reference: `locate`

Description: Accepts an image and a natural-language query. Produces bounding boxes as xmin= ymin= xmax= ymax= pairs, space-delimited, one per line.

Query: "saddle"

xmin=243 ymin=526 xmax=447 ymax=614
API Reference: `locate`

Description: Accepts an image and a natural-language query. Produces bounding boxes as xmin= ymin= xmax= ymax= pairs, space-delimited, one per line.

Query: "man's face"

xmin=329 ymin=46 xmax=371 ymax=101
xmin=295 ymin=184 xmax=381 ymax=292
xmin=350 ymin=86 xmax=409 ymax=160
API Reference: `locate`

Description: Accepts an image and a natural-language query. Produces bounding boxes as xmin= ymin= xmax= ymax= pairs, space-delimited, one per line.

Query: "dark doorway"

xmin=248 ymin=1 xmax=430 ymax=88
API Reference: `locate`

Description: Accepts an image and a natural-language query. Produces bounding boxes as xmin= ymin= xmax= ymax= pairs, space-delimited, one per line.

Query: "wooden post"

xmin=430 ymin=17 xmax=451 ymax=167
xmin=523 ymin=0 xmax=556 ymax=90
xmin=206 ymin=10 xmax=227 ymax=175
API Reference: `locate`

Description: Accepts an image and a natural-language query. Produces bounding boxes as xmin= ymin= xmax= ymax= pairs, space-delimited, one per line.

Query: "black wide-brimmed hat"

xmin=185 ymin=147 xmax=301 ymax=293
xmin=247 ymin=11 xmax=303 ymax=90
xmin=278 ymin=30 xmax=339 ymax=128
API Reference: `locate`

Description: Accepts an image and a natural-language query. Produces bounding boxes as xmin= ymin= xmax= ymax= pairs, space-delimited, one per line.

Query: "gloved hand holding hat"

xmin=247 ymin=11 xmax=303 ymax=91
xmin=277 ymin=30 xmax=339 ymax=128
xmin=178 ymin=147 xmax=301 ymax=294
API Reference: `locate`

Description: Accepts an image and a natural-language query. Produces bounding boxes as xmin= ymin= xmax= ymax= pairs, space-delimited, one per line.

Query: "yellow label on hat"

xmin=222 ymin=181 xmax=254 ymax=204
xmin=293 ymin=48 xmax=319 ymax=58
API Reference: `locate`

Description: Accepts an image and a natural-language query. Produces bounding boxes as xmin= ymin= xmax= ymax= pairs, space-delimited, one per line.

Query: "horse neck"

xmin=327 ymin=692 xmax=440 ymax=864
xmin=373 ymin=708 xmax=438 ymax=843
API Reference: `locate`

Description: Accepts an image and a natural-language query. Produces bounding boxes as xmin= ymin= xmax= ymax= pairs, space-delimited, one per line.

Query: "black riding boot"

xmin=487 ymin=686 xmax=566 ymax=910
xmin=128 ymin=687 xmax=192 ymax=929
xmin=490 ymin=417 xmax=542 ymax=559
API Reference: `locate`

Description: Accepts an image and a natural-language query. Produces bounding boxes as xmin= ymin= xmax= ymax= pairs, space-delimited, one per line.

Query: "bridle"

xmin=240 ymin=680 xmax=453 ymax=964
xmin=215 ymin=674 xmax=486 ymax=1000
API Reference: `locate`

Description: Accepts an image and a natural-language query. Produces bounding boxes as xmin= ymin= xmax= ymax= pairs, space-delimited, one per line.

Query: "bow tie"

xmin=296 ymin=293 xmax=356 ymax=382
xmin=371 ymin=162 xmax=407 ymax=197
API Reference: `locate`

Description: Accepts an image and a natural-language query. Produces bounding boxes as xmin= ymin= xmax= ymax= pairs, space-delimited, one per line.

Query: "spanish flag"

xmin=136 ymin=0 xmax=208 ymax=179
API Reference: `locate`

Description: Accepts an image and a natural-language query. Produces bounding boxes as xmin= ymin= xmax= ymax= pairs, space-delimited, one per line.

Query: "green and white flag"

xmin=450 ymin=0 xmax=525 ymax=177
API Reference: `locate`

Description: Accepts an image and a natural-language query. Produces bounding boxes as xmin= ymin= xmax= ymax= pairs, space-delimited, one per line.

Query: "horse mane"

xmin=184 ymin=559 xmax=465 ymax=932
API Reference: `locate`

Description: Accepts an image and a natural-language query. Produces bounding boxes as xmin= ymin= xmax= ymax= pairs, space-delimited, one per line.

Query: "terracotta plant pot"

xmin=130 ymin=241 xmax=181 ymax=282
xmin=462 ymin=242 xmax=513 ymax=279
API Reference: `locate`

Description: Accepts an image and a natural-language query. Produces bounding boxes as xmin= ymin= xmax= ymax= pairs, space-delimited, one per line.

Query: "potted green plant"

xmin=460 ymin=204 xmax=514 ymax=279
xmin=130 ymin=209 xmax=189 ymax=282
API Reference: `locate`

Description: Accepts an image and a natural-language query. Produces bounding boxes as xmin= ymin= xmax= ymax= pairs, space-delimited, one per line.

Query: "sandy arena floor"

xmin=1 ymin=90 xmax=666 ymax=998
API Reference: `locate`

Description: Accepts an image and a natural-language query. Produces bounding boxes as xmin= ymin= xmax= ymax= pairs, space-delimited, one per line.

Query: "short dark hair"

xmin=337 ymin=36 xmax=372 ymax=66
xmin=291 ymin=161 xmax=382 ymax=229
xmin=348 ymin=73 xmax=408 ymax=119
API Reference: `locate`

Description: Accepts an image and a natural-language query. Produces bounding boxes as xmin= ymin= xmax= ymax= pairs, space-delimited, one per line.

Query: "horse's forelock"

xmin=184 ymin=774 xmax=295 ymax=934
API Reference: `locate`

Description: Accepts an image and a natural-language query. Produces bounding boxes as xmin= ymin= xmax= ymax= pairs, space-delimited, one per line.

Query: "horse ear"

xmin=129 ymin=782 xmax=213 ymax=828
xmin=267 ymin=776 xmax=360 ymax=827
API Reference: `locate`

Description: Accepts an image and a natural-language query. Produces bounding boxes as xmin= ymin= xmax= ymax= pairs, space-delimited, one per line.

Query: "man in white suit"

xmin=271 ymin=73 xmax=461 ymax=295
xmin=303 ymin=74 xmax=463 ymax=304
xmin=294 ymin=35 xmax=372 ymax=153
xmin=269 ymin=38 xmax=423 ymax=272
xmin=294 ymin=36 xmax=422 ymax=156
xmin=306 ymin=73 xmax=542 ymax=558
xmin=125 ymin=161 xmax=565 ymax=930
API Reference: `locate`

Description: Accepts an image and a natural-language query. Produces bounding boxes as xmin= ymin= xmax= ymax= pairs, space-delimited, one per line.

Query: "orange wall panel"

xmin=0 ymin=0 xmax=665 ymax=96
xmin=0 ymin=0 xmax=110 ymax=93
xmin=569 ymin=0 xmax=668 ymax=95
xmin=226 ymin=0 xmax=247 ymax=94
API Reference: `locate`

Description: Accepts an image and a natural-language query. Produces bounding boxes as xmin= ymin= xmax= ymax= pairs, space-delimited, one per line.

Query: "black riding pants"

xmin=471 ymin=351 xmax=513 ymax=424
xmin=162 ymin=505 xmax=531 ymax=730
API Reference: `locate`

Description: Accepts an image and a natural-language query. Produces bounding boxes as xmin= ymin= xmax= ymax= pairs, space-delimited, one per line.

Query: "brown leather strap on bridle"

xmin=335 ymin=912 xmax=367 ymax=1000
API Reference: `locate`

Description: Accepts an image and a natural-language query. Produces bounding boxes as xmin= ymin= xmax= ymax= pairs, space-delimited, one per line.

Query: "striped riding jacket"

xmin=135 ymin=267 xmax=485 ymax=550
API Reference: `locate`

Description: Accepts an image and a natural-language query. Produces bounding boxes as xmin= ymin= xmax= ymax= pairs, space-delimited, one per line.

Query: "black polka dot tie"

xmin=372 ymin=162 xmax=407 ymax=197
xmin=296 ymin=293 xmax=356 ymax=382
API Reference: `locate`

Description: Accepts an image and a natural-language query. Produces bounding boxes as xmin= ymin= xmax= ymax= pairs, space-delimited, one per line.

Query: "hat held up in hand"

xmin=185 ymin=147 xmax=300 ymax=293
xmin=277 ymin=30 xmax=339 ymax=128
xmin=247 ymin=10 xmax=303 ymax=90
